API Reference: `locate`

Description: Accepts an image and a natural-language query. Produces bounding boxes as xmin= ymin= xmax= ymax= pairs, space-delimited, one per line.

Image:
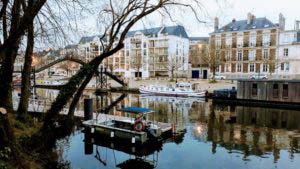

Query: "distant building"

xmin=275 ymin=21 xmax=300 ymax=79
xmin=77 ymin=25 xmax=190 ymax=78
xmin=124 ymin=25 xmax=190 ymax=78
xmin=209 ymin=13 xmax=280 ymax=79
xmin=189 ymin=37 xmax=209 ymax=79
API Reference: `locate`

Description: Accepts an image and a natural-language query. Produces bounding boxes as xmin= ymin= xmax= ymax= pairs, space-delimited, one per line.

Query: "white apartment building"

xmin=77 ymin=25 xmax=190 ymax=78
xmin=124 ymin=25 xmax=190 ymax=78
xmin=276 ymin=22 xmax=300 ymax=79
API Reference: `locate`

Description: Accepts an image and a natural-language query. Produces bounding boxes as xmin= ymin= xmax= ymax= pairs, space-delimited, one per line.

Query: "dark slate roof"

xmin=214 ymin=17 xmax=277 ymax=33
xmin=79 ymin=35 xmax=107 ymax=44
xmin=189 ymin=37 xmax=209 ymax=41
xmin=127 ymin=25 xmax=189 ymax=38
xmin=297 ymin=31 xmax=300 ymax=42
xmin=65 ymin=44 xmax=78 ymax=49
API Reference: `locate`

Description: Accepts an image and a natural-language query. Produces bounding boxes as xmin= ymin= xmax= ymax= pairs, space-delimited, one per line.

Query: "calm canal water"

xmin=33 ymin=89 xmax=300 ymax=169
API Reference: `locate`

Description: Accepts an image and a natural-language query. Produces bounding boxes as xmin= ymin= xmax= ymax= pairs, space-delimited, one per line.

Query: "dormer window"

xmin=264 ymin=24 xmax=269 ymax=28
xmin=252 ymin=26 xmax=256 ymax=29
xmin=233 ymin=27 xmax=238 ymax=31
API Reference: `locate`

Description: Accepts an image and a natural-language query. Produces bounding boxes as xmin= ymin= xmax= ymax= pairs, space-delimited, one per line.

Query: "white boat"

xmin=139 ymin=82 xmax=207 ymax=97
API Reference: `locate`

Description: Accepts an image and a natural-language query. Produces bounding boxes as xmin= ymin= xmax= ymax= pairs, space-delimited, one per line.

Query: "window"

xmin=226 ymin=34 xmax=232 ymax=47
xmin=225 ymin=51 xmax=231 ymax=61
xmin=263 ymin=34 xmax=270 ymax=46
xmin=283 ymin=48 xmax=289 ymax=57
xmin=237 ymin=35 xmax=243 ymax=48
xmin=273 ymin=84 xmax=279 ymax=98
xmin=262 ymin=64 xmax=268 ymax=72
xmin=283 ymin=84 xmax=289 ymax=98
xmin=252 ymin=83 xmax=258 ymax=97
xmin=143 ymin=49 xmax=147 ymax=56
xmin=249 ymin=50 xmax=256 ymax=61
xmin=249 ymin=33 xmax=256 ymax=47
xmin=249 ymin=64 xmax=255 ymax=72
xmin=143 ymin=42 xmax=147 ymax=48
xmin=237 ymin=51 xmax=243 ymax=61
xmin=263 ymin=49 xmax=269 ymax=59
xmin=225 ymin=64 xmax=231 ymax=72
xmin=237 ymin=63 xmax=242 ymax=72
xmin=216 ymin=35 xmax=221 ymax=49
xmin=281 ymin=63 xmax=284 ymax=71
xmin=216 ymin=66 xmax=220 ymax=72
xmin=285 ymin=62 xmax=290 ymax=71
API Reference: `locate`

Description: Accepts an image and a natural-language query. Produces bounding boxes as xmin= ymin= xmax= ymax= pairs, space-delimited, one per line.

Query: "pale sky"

xmin=63 ymin=0 xmax=300 ymax=45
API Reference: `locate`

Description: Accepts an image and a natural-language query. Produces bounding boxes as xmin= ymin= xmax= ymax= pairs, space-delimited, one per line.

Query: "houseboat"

xmin=83 ymin=107 xmax=174 ymax=144
xmin=139 ymin=82 xmax=206 ymax=97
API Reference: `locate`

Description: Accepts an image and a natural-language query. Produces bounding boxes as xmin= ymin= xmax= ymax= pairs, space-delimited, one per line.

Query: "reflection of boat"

xmin=83 ymin=125 xmax=186 ymax=169
xmin=83 ymin=107 xmax=174 ymax=144
xmin=139 ymin=82 xmax=206 ymax=97
xmin=140 ymin=94 xmax=205 ymax=103
xmin=36 ymin=80 xmax=66 ymax=86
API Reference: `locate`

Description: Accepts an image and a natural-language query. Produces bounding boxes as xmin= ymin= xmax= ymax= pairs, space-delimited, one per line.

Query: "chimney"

xmin=232 ymin=18 xmax=236 ymax=23
xmin=247 ymin=12 xmax=252 ymax=24
xmin=295 ymin=20 xmax=300 ymax=30
xmin=279 ymin=13 xmax=285 ymax=30
xmin=214 ymin=17 xmax=219 ymax=31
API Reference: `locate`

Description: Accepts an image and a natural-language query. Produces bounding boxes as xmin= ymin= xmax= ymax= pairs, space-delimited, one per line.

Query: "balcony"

xmin=263 ymin=42 xmax=271 ymax=47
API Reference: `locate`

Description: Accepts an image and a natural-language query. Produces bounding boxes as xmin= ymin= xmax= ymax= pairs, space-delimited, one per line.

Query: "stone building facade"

xmin=209 ymin=13 xmax=281 ymax=79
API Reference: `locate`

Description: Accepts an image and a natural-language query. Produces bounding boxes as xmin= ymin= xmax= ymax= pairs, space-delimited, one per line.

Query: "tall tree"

xmin=43 ymin=0 xmax=208 ymax=127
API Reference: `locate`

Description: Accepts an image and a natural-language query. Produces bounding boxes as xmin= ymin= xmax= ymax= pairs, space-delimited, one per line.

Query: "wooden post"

xmin=84 ymin=98 xmax=93 ymax=121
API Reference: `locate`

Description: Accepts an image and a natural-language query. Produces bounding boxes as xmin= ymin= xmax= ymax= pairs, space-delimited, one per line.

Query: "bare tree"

xmin=43 ymin=0 xmax=209 ymax=123
xmin=131 ymin=51 xmax=144 ymax=80
xmin=202 ymin=45 xmax=222 ymax=80
xmin=165 ymin=54 xmax=181 ymax=81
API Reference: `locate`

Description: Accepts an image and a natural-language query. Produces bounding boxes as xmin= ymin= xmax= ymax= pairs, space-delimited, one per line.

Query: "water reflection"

xmin=24 ymin=89 xmax=300 ymax=168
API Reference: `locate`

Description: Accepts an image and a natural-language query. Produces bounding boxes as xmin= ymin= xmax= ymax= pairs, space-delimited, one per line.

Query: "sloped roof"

xmin=214 ymin=17 xmax=278 ymax=33
xmin=297 ymin=31 xmax=300 ymax=42
xmin=189 ymin=37 xmax=209 ymax=41
xmin=127 ymin=25 xmax=189 ymax=38
xmin=65 ymin=44 xmax=78 ymax=49
xmin=79 ymin=35 xmax=107 ymax=44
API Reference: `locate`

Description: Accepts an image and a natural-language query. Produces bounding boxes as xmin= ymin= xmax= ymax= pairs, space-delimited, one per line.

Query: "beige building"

xmin=189 ymin=37 xmax=209 ymax=79
xmin=209 ymin=13 xmax=281 ymax=79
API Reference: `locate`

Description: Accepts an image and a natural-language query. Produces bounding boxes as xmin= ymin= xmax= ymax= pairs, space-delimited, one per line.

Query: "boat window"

xmin=273 ymin=84 xmax=279 ymax=98
xmin=252 ymin=83 xmax=258 ymax=97
xmin=283 ymin=84 xmax=289 ymax=98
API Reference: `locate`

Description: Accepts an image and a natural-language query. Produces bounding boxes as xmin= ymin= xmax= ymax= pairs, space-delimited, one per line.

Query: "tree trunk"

xmin=0 ymin=47 xmax=19 ymax=111
xmin=17 ymin=23 xmax=34 ymax=119
xmin=67 ymin=73 xmax=94 ymax=117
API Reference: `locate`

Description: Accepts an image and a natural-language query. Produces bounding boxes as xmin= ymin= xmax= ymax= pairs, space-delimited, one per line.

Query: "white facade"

xmin=275 ymin=30 xmax=300 ymax=79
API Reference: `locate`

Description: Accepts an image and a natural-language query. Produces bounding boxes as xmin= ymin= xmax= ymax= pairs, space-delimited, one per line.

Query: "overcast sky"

xmin=65 ymin=0 xmax=300 ymax=45
xmin=190 ymin=0 xmax=300 ymax=37
xmin=131 ymin=0 xmax=300 ymax=37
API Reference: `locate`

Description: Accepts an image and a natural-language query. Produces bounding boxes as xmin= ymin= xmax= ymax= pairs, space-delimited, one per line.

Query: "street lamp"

xmin=31 ymin=56 xmax=39 ymax=98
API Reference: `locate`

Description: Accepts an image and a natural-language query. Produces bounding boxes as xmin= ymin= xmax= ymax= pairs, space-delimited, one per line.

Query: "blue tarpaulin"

xmin=118 ymin=107 xmax=154 ymax=114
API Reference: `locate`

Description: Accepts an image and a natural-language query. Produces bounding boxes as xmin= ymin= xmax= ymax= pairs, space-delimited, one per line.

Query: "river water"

xmin=29 ymin=89 xmax=300 ymax=169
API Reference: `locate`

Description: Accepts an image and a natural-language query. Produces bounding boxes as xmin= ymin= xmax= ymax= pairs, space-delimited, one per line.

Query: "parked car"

xmin=250 ymin=75 xmax=268 ymax=80
xmin=213 ymin=75 xmax=226 ymax=80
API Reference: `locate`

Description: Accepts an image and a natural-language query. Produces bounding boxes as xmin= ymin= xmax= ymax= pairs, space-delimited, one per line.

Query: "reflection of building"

xmin=191 ymin=103 xmax=300 ymax=162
